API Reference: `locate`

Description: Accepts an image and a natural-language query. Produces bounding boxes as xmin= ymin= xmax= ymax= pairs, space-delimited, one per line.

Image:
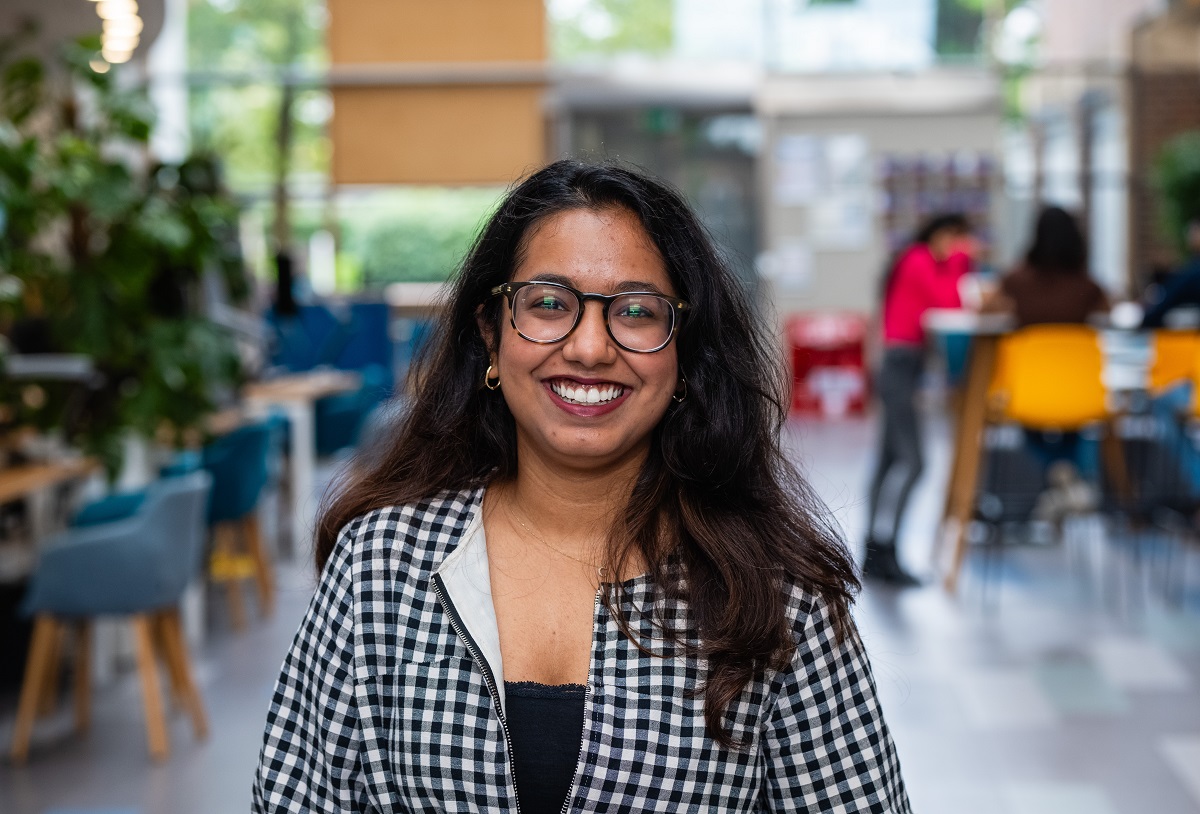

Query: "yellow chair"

xmin=1148 ymin=330 xmax=1200 ymax=397
xmin=988 ymin=324 xmax=1109 ymax=430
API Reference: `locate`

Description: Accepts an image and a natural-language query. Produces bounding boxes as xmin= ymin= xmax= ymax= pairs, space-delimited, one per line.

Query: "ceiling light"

xmin=102 ymin=35 xmax=140 ymax=52
xmin=96 ymin=0 xmax=138 ymax=20
xmin=104 ymin=16 xmax=144 ymax=36
xmin=102 ymin=47 xmax=133 ymax=64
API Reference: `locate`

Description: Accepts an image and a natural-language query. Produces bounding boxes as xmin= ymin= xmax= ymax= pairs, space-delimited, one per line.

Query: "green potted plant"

xmin=0 ymin=33 xmax=248 ymax=475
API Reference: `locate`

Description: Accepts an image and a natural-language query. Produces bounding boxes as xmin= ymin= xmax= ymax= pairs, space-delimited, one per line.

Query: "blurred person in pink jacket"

xmin=865 ymin=213 xmax=975 ymax=585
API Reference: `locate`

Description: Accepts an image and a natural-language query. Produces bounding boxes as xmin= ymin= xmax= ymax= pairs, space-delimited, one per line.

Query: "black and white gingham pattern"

xmin=253 ymin=489 xmax=912 ymax=813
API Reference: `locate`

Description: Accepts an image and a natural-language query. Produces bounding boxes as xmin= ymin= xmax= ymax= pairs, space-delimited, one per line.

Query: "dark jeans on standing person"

xmin=866 ymin=346 xmax=925 ymax=549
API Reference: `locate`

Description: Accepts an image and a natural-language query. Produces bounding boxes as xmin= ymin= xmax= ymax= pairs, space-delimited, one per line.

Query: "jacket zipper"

xmin=559 ymin=587 xmax=601 ymax=814
xmin=431 ymin=574 xmax=523 ymax=814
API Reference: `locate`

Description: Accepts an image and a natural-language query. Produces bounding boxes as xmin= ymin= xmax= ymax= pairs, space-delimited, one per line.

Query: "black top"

xmin=503 ymin=681 xmax=587 ymax=814
xmin=1143 ymin=256 xmax=1200 ymax=328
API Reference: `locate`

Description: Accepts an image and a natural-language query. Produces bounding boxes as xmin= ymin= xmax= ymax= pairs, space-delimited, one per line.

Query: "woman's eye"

xmin=618 ymin=302 xmax=656 ymax=319
xmin=531 ymin=294 xmax=569 ymax=311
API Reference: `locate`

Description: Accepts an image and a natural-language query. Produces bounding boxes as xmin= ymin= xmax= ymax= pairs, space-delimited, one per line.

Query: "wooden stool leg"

xmin=158 ymin=607 xmax=209 ymax=740
xmin=11 ymin=616 xmax=60 ymax=762
xmin=132 ymin=614 xmax=170 ymax=761
xmin=942 ymin=335 xmax=999 ymax=592
xmin=152 ymin=612 xmax=186 ymax=707
xmin=74 ymin=621 xmax=92 ymax=733
xmin=37 ymin=622 xmax=66 ymax=716
xmin=243 ymin=515 xmax=274 ymax=616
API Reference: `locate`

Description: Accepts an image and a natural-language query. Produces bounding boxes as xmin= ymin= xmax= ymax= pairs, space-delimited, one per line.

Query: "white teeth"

xmin=551 ymin=381 xmax=624 ymax=405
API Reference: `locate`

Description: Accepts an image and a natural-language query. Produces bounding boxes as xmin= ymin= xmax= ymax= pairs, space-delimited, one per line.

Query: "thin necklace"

xmin=505 ymin=501 xmax=607 ymax=581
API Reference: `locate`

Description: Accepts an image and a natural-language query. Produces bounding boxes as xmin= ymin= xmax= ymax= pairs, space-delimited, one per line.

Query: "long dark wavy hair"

xmin=315 ymin=159 xmax=859 ymax=746
xmin=1026 ymin=205 xmax=1087 ymax=275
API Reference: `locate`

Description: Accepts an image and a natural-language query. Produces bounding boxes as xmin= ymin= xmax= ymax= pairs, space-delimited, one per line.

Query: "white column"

xmin=147 ymin=0 xmax=190 ymax=163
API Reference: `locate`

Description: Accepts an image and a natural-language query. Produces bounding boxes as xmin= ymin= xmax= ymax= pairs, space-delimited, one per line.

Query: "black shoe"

xmin=862 ymin=541 xmax=921 ymax=587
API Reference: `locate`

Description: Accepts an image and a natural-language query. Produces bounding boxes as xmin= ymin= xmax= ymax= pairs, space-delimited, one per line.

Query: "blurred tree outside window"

xmin=336 ymin=189 xmax=504 ymax=291
xmin=935 ymin=0 xmax=986 ymax=59
xmin=549 ymin=0 xmax=673 ymax=61
xmin=187 ymin=0 xmax=327 ymax=290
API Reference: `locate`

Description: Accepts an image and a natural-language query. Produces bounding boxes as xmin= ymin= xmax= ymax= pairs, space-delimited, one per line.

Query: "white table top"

xmin=922 ymin=308 xmax=1014 ymax=335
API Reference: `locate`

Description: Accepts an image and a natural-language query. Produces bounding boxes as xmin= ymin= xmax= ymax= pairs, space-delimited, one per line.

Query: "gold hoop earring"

xmin=484 ymin=364 xmax=501 ymax=391
xmin=672 ymin=373 xmax=687 ymax=403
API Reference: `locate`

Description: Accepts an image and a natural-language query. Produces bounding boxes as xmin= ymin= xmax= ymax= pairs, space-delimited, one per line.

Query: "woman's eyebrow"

xmin=526 ymin=273 xmax=667 ymax=294
xmin=529 ymin=272 xmax=573 ymax=287
xmin=614 ymin=280 xmax=666 ymax=294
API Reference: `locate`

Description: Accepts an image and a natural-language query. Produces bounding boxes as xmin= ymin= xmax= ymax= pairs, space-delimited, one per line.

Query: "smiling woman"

xmin=253 ymin=160 xmax=913 ymax=813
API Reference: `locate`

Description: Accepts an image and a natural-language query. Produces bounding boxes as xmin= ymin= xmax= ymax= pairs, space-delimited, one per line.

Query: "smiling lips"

xmin=548 ymin=379 xmax=626 ymax=406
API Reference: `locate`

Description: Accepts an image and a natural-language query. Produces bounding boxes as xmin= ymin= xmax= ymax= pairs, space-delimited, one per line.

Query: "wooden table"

xmin=0 ymin=459 xmax=99 ymax=507
xmin=384 ymin=281 xmax=450 ymax=320
xmin=0 ymin=458 xmax=99 ymax=582
xmin=241 ymin=370 xmax=361 ymax=554
xmin=924 ymin=310 xmax=1013 ymax=593
xmin=929 ymin=314 xmax=1152 ymax=593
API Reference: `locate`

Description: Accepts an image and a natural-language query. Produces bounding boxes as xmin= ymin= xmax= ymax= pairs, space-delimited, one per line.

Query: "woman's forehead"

xmin=511 ymin=207 xmax=676 ymax=295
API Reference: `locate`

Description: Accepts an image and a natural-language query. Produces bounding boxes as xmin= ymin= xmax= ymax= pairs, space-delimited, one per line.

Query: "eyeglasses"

xmin=490 ymin=280 xmax=689 ymax=354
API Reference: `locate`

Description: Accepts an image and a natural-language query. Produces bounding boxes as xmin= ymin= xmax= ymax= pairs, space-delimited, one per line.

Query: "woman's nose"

xmin=561 ymin=301 xmax=617 ymax=366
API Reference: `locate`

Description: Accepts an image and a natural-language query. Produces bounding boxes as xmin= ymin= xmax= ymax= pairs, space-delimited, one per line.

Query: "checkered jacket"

xmin=253 ymin=488 xmax=911 ymax=813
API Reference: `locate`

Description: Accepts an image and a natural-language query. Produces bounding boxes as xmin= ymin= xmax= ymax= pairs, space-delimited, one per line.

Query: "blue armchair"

xmin=10 ymin=470 xmax=213 ymax=762
xmin=314 ymin=362 xmax=392 ymax=455
xmin=66 ymin=422 xmax=280 ymax=631
xmin=68 ymin=449 xmax=202 ymax=528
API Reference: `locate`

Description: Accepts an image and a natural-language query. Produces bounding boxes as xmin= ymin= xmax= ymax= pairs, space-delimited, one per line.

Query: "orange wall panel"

xmin=330 ymin=85 xmax=546 ymax=185
xmin=327 ymin=0 xmax=545 ymax=64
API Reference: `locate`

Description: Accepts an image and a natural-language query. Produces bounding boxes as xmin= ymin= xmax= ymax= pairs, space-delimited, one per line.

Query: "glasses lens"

xmin=512 ymin=283 xmax=580 ymax=341
xmin=608 ymin=293 xmax=674 ymax=352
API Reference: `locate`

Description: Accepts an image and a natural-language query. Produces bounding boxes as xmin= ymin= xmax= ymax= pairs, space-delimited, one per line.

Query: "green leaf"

xmin=1154 ymin=131 xmax=1200 ymax=255
xmin=135 ymin=198 xmax=194 ymax=252
xmin=105 ymin=92 xmax=156 ymax=142
xmin=0 ymin=58 xmax=44 ymax=124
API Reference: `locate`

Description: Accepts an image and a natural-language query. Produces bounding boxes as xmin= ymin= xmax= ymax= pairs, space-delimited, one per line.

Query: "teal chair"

xmin=10 ymin=471 xmax=212 ymax=762
xmin=68 ymin=422 xmax=279 ymax=630
xmin=202 ymin=421 xmax=276 ymax=630
xmin=314 ymin=362 xmax=392 ymax=455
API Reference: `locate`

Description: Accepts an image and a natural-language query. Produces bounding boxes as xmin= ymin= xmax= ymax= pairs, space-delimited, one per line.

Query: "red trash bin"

xmin=786 ymin=312 xmax=869 ymax=418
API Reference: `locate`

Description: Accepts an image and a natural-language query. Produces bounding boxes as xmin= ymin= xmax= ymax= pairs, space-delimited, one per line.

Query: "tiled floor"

xmin=1 ymin=412 xmax=1198 ymax=813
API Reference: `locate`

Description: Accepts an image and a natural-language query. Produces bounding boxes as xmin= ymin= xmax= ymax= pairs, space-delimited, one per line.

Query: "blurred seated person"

xmin=981 ymin=205 xmax=1109 ymax=525
xmin=1135 ymin=222 xmax=1200 ymax=513
xmin=1141 ymin=219 xmax=1200 ymax=329
xmin=981 ymin=206 xmax=1110 ymax=326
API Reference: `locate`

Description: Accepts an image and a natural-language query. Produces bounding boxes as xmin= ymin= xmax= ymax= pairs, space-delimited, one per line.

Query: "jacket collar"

xmin=432 ymin=488 xmax=508 ymax=709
